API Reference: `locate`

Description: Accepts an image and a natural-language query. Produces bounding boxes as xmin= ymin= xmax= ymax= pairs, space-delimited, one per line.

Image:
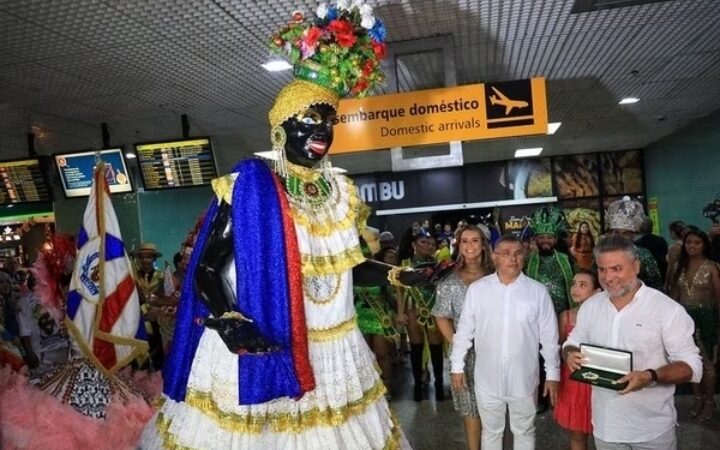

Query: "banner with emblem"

xmin=65 ymin=162 xmax=148 ymax=375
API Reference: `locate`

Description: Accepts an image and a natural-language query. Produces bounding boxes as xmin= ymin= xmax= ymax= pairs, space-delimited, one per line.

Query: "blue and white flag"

xmin=65 ymin=162 xmax=147 ymax=374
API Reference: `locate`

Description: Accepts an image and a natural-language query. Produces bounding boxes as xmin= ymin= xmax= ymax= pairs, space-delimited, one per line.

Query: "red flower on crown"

xmin=304 ymin=26 xmax=323 ymax=48
xmin=351 ymin=79 xmax=369 ymax=95
xmin=328 ymin=19 xmax=357 ymax=47
xmin=372 ymin=40 xmax=387 ymax=59
xmin=362 ymin=60 xmax=375 ymax=76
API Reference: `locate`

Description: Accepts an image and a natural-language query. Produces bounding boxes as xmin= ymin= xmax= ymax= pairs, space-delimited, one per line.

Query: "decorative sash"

xmin=356 ymin=287 xmax=398 ymax=338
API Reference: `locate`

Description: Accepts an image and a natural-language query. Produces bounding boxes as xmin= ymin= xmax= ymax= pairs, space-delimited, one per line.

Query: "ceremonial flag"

xmin=65 ymin=162 xmax=148 ymax=375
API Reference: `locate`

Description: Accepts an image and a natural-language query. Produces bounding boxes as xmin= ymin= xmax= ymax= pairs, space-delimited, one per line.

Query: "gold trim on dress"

xmin=211 ymin=174 xmax=236 ymax=205
xmin=300 ymin=245 xmax=366 ymax=277
xmin=307 ymin=315 xmax=358 ymax=342
xmin=180 ymin=378 xmax=386 ymax=434
xmin=384 ymin=414 xmax=403 ymax=450
xmin=157 ymin=411 xmax=196 ymax=450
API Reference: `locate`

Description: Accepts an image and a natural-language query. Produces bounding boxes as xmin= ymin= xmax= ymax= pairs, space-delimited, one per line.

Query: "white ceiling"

xmin=1 ymin=0 xmax=719 ymax=174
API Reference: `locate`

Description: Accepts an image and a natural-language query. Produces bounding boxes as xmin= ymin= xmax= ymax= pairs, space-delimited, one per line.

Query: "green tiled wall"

xmin=136 ymin=187 xmax=213 ymax=264
xmin=645 ymin=111 xmax=720 ymax=240
xmin=54 ymin=192 xmax=142 ymax=251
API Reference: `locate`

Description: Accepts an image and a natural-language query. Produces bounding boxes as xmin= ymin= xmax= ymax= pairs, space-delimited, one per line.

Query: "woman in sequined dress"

xmin=666 ymin=228 xmax=720 ymax=421
xmin=433 ymin=226 xmax=493 ymax=450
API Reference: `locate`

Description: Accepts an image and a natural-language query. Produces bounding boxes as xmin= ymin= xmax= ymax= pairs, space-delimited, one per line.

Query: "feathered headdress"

xmin=30 ymin=233 xmax=76 ymax=322
xmin=530 ymin=207 xmax=567 ymax=236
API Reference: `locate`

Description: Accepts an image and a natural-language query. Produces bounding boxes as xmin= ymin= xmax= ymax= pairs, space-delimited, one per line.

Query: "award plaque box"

xmin=570 ymin=344 xmax=633 ymax=391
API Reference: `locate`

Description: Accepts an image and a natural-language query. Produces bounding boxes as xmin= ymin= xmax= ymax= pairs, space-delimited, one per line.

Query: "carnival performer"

xmin=0 ymin=168 xmax=155 ymax=450
xmin=604 ymin=197 xmax=663 ymax=290
xmin=0 ymin=271 xmax=24 ymax=371
xmin=400 ymin=228 xmax=445 ymax=402
xmin=133 ymin=242 xmax=168 ymax=370
xmin=524 ymin=206 xmax=576 ymax=315
xmin=553 ymin=270 xmax=600 ymax=450
xmin=354 ymin=242 xmax=401 ymax=397
xmin=141 ymin=3 xmax=425 ymax=448
xmin=665 ymin=228 xmax=720 ymax=421
xmin=524 ymin=206 xmax=576 ymax=413
xmin=15 ymin=270 xmax=70 ymax=377
xmin=433 ymin=226 xmax=493 ymax=450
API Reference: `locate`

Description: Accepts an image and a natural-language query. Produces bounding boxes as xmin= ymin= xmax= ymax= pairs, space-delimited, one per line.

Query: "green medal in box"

xmin=570 ymin=344 xmax=633 ymax=391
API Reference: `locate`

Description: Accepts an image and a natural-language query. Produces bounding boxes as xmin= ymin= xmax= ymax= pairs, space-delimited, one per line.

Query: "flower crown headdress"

xmin=270 ymin=1 xmax=387 ymax=99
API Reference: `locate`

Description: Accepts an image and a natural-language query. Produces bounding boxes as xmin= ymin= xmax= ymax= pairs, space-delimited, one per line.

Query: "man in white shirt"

xmin=451 ymin=235 xmax=560 ymax=450
xmin=563 ymin=235 xmax=701 ymax=450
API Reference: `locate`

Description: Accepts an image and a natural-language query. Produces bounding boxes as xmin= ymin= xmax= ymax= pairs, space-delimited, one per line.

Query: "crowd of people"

xmin=353 ymin=196 xmax=719 ymax=450
xmin=1 ymin=189 xmax=717 ymax=450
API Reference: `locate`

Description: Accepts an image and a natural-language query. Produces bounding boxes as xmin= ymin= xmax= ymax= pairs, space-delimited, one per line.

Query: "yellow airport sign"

xmin=332 ymin=78 xmax=548 ymax=154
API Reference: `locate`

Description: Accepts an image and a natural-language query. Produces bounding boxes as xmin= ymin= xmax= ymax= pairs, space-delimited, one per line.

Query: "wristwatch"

xmin=645 ymin=368 xmax=658 ymax=384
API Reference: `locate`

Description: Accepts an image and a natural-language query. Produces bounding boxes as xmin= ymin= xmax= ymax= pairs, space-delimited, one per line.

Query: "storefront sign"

xmin=332 ymin=78 xmax=548 ymax=154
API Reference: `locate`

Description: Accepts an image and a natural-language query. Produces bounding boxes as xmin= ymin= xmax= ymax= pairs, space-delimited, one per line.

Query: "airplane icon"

xmin=489 ymin=86 xmax=529 ymax=115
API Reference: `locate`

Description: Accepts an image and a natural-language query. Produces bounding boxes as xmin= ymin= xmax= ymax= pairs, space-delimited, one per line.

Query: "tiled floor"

xmin=388 ymin=360 xmax=720 ymax=449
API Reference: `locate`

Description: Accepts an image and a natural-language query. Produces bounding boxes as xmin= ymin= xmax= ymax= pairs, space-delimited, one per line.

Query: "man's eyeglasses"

xmin=493 ymin=251 xmax=524 ymax=259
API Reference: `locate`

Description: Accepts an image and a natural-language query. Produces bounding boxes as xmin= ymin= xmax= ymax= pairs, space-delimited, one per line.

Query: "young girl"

xmin=554 ymin=270 xmax=600 ymax=450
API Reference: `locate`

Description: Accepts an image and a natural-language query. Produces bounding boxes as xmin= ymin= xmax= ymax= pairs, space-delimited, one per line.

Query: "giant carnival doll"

xmin=141 ymin=3 xmax=426 ymax=449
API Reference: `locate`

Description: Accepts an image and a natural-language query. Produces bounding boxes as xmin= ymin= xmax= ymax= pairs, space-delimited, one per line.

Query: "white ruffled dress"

xmin=140 ymin=168 xmax=409 ymax=449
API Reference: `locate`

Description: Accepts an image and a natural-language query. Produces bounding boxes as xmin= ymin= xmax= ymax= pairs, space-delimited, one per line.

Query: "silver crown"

xmin=605 ymin=196 xmax=646 ymax=232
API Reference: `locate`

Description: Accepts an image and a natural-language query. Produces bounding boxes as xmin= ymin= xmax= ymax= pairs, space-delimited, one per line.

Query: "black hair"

xmin=173 ymin=252 xmax=182 ymax=267
xmin=668 ymin=220 xmax=685 ymax=239
xmin=673 ymin=228 xmax=712 ymax=283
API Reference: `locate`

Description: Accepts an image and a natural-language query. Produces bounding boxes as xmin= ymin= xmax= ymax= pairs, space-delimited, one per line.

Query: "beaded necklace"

xmin=283 ymin=163 xmax=333 ymax=210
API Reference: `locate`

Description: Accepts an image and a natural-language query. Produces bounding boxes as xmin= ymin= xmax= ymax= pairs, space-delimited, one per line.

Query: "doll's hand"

xmin=197 ymin=313 xmax=277 ymax=354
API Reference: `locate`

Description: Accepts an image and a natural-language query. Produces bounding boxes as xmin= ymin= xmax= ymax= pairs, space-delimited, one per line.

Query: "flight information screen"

xmin=0 ymin=159 xmax=51 ymax=204
xmin=54 ymin=148 xmax=133 ymax=198
xmin=135 ymin=138 xmax=217 ymax=190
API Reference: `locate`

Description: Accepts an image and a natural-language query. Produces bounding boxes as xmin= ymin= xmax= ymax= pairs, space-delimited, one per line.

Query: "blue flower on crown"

xmin=369 ymin=19 xmax=386 ymax=43
xmin=326 ymin=5 xmax=338 ymax=20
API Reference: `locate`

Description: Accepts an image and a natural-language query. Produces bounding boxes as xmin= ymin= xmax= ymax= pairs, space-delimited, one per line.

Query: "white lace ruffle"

xmin=140 ymin=326 xmax=407 ymax=449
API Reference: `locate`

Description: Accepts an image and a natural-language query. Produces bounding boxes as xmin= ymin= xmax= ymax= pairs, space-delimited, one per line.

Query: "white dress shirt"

xmin=564 ymin=283 xmax=702 ymax=443
xmin=451 ymin=272 xmax=560 ymax=398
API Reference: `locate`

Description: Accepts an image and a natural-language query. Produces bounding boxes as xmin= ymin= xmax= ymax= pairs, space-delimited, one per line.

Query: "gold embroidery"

xmin=288 ymin=176 xmax=365 ymax=237
xmin=384 ymin=415 xmax=403 ymax=450
xmin=182 ymin=378 xmax=386 ymax=434
xmin=300 ymin=245 xmax=366 ymax=277
xmin=307 ymin=315 xmax=358 ymax=342
xmin=156 ymin=412 xmax=196 ymax=450
xmin=303 ymin=275 xmax=342 ymax=305
xmin=211 ymin=174 xmax=236 ymax=205
xmin=268 ymin=80 xmax=339 ymax=128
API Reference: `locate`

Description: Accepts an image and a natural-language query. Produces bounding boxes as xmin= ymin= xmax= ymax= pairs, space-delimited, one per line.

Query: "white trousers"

xmin=475 ymin=390 xmax=537 ymax=450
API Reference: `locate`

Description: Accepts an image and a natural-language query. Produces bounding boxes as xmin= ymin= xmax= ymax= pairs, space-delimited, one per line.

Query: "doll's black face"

xmin=282 ymin=103 xmax=337 ymax=168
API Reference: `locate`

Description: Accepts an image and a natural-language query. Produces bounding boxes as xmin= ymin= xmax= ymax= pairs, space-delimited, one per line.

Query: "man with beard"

xmin=525 ymin=207 xmax=576 ymax=315
xmin=524 ymin=206 xmax=575 ymax=413
xmin=563 ymin=235 xmax=700 ymax=449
